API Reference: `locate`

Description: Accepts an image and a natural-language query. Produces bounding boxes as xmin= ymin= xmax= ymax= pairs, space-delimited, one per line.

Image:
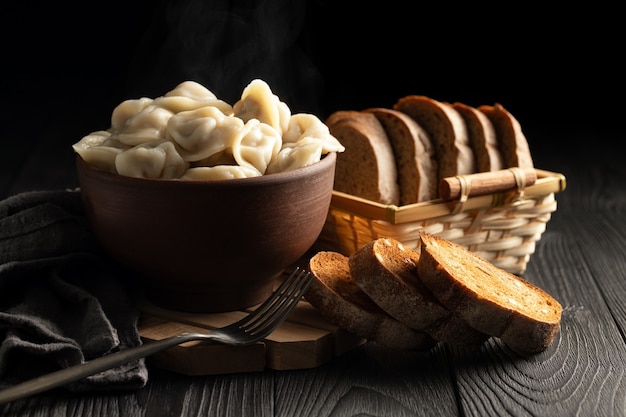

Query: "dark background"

xmin=1 ymin=0 xmax=622 ymax=191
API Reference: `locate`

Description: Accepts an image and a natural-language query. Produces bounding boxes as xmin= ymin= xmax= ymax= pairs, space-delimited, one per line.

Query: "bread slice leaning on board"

xmin=306 ymin=233 xmax=562 ymax=354
xmin=325 ymin=96 xmax=534 ymax=203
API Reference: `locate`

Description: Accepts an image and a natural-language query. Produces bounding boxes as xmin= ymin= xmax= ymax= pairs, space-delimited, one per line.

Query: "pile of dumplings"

xmin=73 ymin=79 xmax=345 ymax=180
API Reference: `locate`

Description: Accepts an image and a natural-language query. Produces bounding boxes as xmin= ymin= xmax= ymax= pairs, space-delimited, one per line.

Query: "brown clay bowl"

xmin=76 ymin=152 xmax=337 ymax=312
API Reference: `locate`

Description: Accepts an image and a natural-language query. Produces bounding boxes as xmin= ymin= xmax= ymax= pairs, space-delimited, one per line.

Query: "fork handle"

xmin=0 ymin=333 xmax=202 ymax=405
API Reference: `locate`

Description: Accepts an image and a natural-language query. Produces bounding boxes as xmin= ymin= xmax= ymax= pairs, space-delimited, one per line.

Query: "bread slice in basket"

xmin=451 ymin=102 xmax=504 ymax=172
xmin=348 ymin=238 xmax=487 ymax=345
xmin=478 ymin=103 xmax=534 ymax=169
xmin=393 ymin=95 xmax=475 ymax=183
xmin=306 ymin=251 xmax=436 ymax=351
xmin=364 ymin=108 xmax=438 ymax=204
xmin=417 ymin=231 xmax=562 ymax=354
xmin=326 ymin=111 xmax=400 ymax=205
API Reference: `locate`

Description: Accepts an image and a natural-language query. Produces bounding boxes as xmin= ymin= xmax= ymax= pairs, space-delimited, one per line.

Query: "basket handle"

xmin=439 ymin=168 xmax=537 ymax=202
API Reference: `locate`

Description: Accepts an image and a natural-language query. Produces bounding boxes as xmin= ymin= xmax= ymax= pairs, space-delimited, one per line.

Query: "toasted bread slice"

xmin=416 ymin=232 xmax=562 ymax=354
xmin=451 ymin=102 xmax=504 ymax=172
xmin=326 ymin=111 xmax=400 ymax=205
xmin=364 ymin=108 xmax=438 ymax=204
xmin=477 ymin=103 xmax=534 ymax=169
xmin=349 ymin=238 xmax=487 ymax=345
xmin=306 ymin=251 xmax=435 ymax=351
xmin=393 ymin=95 xmax=475 ymax=185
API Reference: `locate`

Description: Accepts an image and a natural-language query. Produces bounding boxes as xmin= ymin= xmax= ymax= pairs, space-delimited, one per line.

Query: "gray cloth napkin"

xmin=0 ymin=189 xmax=148 ymax=392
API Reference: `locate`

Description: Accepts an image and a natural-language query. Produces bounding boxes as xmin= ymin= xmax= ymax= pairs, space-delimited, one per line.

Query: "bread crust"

xmin=416 ymin=232 xmax=561 ymax=353
xmin=349 ymin=238 xmax=487 ymax=345
xmin=306 ymin=251 xmax=435 ymax=351
xmin=393 ymin=95 xmax=475 ymax=184
xmin=326 ymin=111 xmax=400 ymax=205
xmin=364 ymin=108 xmax=438 ymax=204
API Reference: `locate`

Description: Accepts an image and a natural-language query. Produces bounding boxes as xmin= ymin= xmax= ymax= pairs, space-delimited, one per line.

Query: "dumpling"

xmin=72 ymin=130 xmax=126 ymax=173
xmin=155 ymin=95 xmax=233 ymax=115
xmin=231 ymin=119 xmax=282 ymax=174
xmin=110 ymin=97 xmax=154 ymax=131
xmin=167 ymin=106 xmax=244 ymax=162
xmin=111 ymin=105 xmax=174 ymax=146
xmin=266 ymin=113 xmax=345 ymax=174
xmin=233 ymin=79 xmax=291 ymax=135
xmin=164 ymin=80 xmax=218 ymax=101
xmin=266 ymin=138 xmax=323 ymax=174
xmin=115 ymin=140 xmax=187 ymax=179
xmin=155 ymin=81 xmax=233 ymax=115
xmin=282 ymin=113 xmax=345 ymax=154
xmin=180 ymin=165 xmax=261 ymax=180
xmin=73 ymin=130 xmax=112 ymax=150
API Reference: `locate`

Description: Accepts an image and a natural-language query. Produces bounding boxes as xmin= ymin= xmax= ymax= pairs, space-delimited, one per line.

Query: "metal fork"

xmin=0 ymin=268 xmax=313 ymax=405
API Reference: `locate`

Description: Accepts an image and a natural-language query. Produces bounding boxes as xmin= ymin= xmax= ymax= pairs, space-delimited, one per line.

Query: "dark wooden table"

xmin=2 ymin=125 xmax=625 ymax=417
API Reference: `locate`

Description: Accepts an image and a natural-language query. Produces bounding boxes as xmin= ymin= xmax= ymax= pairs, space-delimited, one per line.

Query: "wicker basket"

xmin=316 ymin=168 xmax=567 ymax=275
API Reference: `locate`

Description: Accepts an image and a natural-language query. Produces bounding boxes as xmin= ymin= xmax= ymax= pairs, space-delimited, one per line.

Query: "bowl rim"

xmin=76 ymin=151 xmax=336 ymax=188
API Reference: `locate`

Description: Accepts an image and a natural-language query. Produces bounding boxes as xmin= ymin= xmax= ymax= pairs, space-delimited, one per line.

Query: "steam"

xmin=124 ymin=0 xmax=322 ymax=115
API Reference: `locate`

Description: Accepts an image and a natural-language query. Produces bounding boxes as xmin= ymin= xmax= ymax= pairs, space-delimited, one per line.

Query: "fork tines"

xmin=241 ymin=268 xmax=313 ymax=336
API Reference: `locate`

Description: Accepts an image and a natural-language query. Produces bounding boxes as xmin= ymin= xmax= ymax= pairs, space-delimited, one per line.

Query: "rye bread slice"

xmin=477 ymin=103 xmax=534 ymax=169
xmin=393 ymin=95 xmax=475 ymax=186
xmin=306 ymin=251 xmax=435 ymax=351
xmin=326 ymin=111 xmax=400 ymax=205
xmin=349 ymin=238 xmax=487 ymax=345
xmin=416 ymin=232 xmax=562 ymax=354
xmin=451 ymin=102 xmax=504 ymax=172
xmin=364 ymin=108 xmax=438 ymax=204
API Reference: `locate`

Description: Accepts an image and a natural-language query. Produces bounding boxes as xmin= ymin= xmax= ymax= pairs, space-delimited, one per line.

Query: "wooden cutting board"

xmin=138 ymin=298 xmax=365 ymax=375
